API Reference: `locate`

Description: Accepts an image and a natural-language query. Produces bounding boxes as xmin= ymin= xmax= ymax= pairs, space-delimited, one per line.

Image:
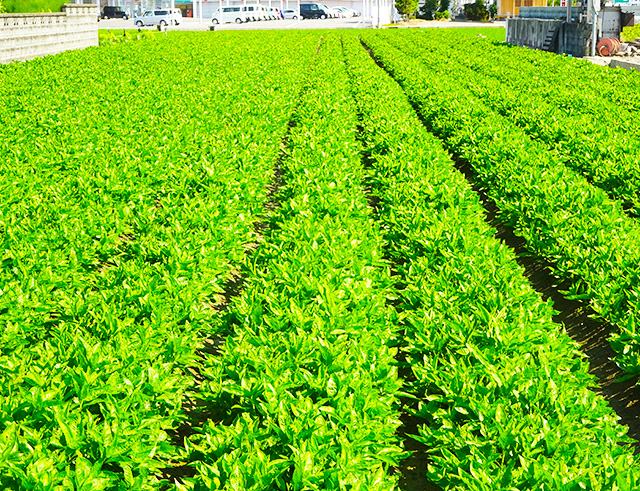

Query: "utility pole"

xmin=591 ymin=0 xmax=599 ymax=56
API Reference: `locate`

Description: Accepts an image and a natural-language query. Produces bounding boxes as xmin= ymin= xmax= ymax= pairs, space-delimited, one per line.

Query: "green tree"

xmin=396 ymin=0 xmax=419 ymax=18
xmin=418 ymin=0 xmax=439 ymax=18
xmin=463 ymin=0 xmax=489 ymax=20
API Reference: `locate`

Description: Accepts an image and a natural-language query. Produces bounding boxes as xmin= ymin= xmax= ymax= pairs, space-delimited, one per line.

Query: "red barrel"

xmin=597 ymin=37 xmax=621 ymax=56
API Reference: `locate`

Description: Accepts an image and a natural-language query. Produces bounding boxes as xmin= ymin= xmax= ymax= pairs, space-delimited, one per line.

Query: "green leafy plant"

xmin=622 ymin=24 xmax=640 ymax=42
xmin=3 ymin=27 xmax=640 ymax=491
xmin=0 ymin=30 xmax=324 ymax=488
xmin=363 ymin=29 xmax=640 ymax=377
xmin=356 ymin=30 xmax=640 ymax=489
xmin=3 ymin=0 xmax=65 ymax=13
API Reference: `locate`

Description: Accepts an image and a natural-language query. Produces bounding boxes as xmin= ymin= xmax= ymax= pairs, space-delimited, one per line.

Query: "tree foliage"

xmin=396 ymin=0 xmax=419 ymax=18
xmin=463 ymin=0 xmax=490 ymax=20
xmin=419 ymin=0 xmax=449 ymax=19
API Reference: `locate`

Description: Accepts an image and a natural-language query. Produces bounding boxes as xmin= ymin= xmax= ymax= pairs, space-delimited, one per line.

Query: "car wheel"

xmin=320 ymin=14 xmax=327 ymax=19
xmin=159 ymin=20 xmax=167 ymax=26
xmin=293 ymin=15 xmax=298 ymax=19
xmin=123 ymin=15 xmax=128 ymax=20
xmin=135 ymin=20 xmax=143 ymax=27
xmin=212 ymin=18 xmax=219 ymax=24
xmin=235 ymin=17 xmax=242 ymax=23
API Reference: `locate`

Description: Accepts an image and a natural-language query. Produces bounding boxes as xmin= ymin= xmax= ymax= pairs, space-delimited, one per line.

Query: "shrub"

xmin=3 ymin=0 xmax=65 ymax=13
xmin=396 ymin=0 xmax=419 ymax=18
xmin=463 ymin=0 xmax=489 ymax=20
xmin=434 ymin=9 xmax=450 ymax=19
xmin=622 ymin=25 xmax=640 ymax=42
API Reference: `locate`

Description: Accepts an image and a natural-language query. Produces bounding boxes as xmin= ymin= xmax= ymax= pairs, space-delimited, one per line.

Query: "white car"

xmin=134 ymin=8 xmax=181 ymax=27
xmin=283 ymin=8 xmax=299 ymax=18
xmin=212 ymin=6 xmax=245 ymax=23
xmin=335 ymin=6 xmax=358 ymax=16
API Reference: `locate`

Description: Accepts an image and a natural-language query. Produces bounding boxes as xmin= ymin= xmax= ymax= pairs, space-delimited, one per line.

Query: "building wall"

xmin=499 ymin=0 xmax=548 ymax=17
xmin=0 ymin=4 xmax=99 ymax=64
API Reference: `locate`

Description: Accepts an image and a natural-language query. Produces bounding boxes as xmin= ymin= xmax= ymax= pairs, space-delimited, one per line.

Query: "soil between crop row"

xmin=159 ymin=102 xmax=299 ymax=484
xmin=341 ymin=38 xmax=442 ymax=491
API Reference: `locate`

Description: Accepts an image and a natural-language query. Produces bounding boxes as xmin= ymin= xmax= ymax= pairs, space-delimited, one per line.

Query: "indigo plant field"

xmin=1 ymin=29 xmax=640 ymax=490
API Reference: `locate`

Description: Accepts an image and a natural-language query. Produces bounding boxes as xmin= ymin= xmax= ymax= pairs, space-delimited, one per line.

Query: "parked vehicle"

xmin=242 ymin=4 xmax=269 ymax=21
xmin=300 ymin=3 xmax=330 ymax=19
xmin=102 ymin=6 xmax=128 ymax=19
xmin=335 ymin=6 xmax=358 ymax=16
xmin=283 ymin=8 xmax=299 ymax=18
xmin=327 ymin=6 xmax=343 ymax=17
xmin=134 ymin=8 xmax=181 ymax=27
xmin=212 ymin=6 xmax=244 ymax=23
xmin=268 ymin=7 xmax=283 ymax=19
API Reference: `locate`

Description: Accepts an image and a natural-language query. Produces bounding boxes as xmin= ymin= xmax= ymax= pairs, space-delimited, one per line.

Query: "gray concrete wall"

xmin=506 ymin=17 xmax=561 ymax=50
xmin=0 ymin=4 xmax=98 ymax=64
xmin=557 ymin=22 xmax=591 ymax=57
xmin=506 ymin=17 xmax=591 ymax=56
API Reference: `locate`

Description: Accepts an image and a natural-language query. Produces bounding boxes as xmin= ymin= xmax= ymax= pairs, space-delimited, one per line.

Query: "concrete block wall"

xmin=0 ymin=4 xmax=98 ymax=64
xmin=506 ymin=17 xmax=591 ymax=57
xmin=506 ymin=17 xmax=562 ymax=50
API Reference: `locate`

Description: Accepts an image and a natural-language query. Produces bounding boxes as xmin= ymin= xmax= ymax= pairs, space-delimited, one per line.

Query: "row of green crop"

xmin=438 ymin=31 xmax=636 ymax=121
xmin=342 ymin=34 xmax=639 ymax=490
xmin=498 ymin=31 xmax=640 ymax=112
xmin=0 ymin=32 xmax=316 ymax=488
xmin=393 ymin=30 xmax=640 ymax=215
xmin=362 ymin=32 xmax=640 ymax=377
xmin=429 ymin=29 xmax=640 ymax=114
xmin=172 ymin=35 xmax=405 ymax=488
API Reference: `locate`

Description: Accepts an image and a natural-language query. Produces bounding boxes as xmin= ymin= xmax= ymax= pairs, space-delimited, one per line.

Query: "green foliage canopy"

xmin=395 ymin=0 xmax=419 ymax=18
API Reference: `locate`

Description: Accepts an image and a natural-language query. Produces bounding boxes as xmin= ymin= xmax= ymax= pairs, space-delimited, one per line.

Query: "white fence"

xmin=0 ymin=4 xmax=98 ymax=64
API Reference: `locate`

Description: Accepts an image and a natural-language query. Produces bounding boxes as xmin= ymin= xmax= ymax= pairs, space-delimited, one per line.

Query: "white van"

xmin=243 ymin=4 xmax=269 ymax=21
xmin=134 ymin=8 xmax=181 ymax=27
xmin=212 ymin=6 xmax=245 ymax=23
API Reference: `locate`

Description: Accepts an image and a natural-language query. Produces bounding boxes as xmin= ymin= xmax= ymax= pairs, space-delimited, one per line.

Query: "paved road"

xmin=99 ymin=17 xmax=506 ymax=31
xmin=99 ymin=17 xmax=372 ymax=31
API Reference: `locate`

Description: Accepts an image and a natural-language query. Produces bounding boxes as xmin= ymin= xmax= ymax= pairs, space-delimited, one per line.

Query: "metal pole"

xmin=591 ymin=0 xmax=597 ymax=56
xmin=566 ymin=0 xmax=570 ymax=22
xmin=591 ymin=11 xmax=597 ymax=55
